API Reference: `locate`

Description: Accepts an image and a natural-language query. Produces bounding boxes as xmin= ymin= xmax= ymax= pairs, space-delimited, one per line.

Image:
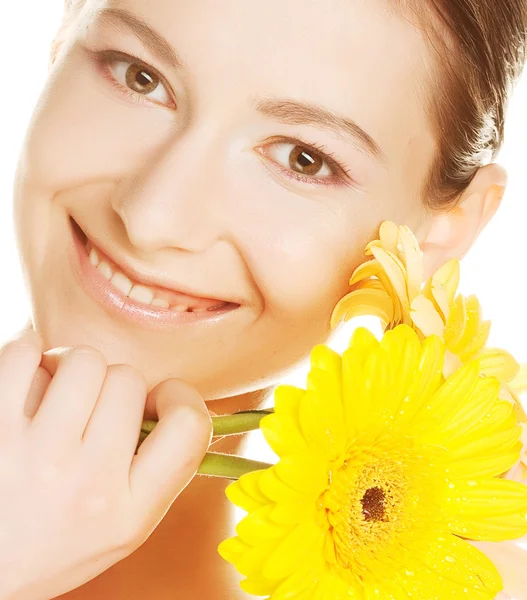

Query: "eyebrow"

xmin=93 ymin=7 xmax=386 ymax=165
xmin=254 ymin=98 xmax=387 ymax=165
xmin=94 ymin=7 xmax=187 ymax=70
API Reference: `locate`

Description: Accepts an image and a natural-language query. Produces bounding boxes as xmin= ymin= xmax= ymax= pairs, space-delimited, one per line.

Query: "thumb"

xmin=129 ymin=378 xmax=212 ymax=518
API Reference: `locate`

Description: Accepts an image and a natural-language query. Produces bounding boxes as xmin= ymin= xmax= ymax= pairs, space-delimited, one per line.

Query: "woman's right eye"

xmin=96 ymin=51 xmax=175 ymax=108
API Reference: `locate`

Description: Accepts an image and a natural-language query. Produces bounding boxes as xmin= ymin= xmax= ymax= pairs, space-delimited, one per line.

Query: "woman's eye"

xmin=262 ymin=139 xmax=349 ymax=186
xmin=105 ymin=56 xmax=172 ymax=106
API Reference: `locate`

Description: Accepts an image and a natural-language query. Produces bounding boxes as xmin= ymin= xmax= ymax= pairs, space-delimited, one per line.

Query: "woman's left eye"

xmin=259 ymin=138 xmax=353 ymax=187
xmin=97 ymin=51 xmax=174 ymax=107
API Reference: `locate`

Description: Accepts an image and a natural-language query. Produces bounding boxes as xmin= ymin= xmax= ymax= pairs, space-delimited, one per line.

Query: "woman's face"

xmin=13 ymin=0 xmax=438 ymax=402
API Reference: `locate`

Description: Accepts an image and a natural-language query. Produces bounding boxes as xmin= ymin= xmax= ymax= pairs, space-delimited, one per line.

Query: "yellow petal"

xmin=448 ymin=450 xmax=523 ymax=480
xmin=417 ymin=533 xmax=502 ymax=596
xmin=410 ymin=294 xmax=445 ymax=337
xmin=379 ymin=324 xmax=422 ymax=404
xmin=274 ymin=452 xmax=328 ymax=497
xmin=309 ymin=344 xmax=342 ymax=379
xmin=448 ymin=424 xmax=522 ymax=461
xmin=448 ymin=295 xmax=482 ymax=356
xmin=398 ymin=334 xmax=444 ymax=429
xmin=369 ymin=246 xmax=410 ymax=307
xmin=226 ymin=470 xmax=269 ymax=512
xmin=259 ymin=467 xmax=308 ymax=505
xmin=477 ymin=348 xmax=521 ymax=384
xmin=240 ymin=572 xmax=277 ymax=596
xmin=444 ymin=478 xmax=527 ymax=541
xmin=273 ymin=384 xmax=304 ymax=417
xmin=262 ymin=519 xmax=323 ymax=580
xmin=413 ymin=360 xmax=480 ymax=437
xmin=348 ymin=259 xmax=383 ymax=286
xmin=330 ymin=287 xmax=394 ymax=329
xmin=434 ymin=376 xmax=501 ymax=445
xmin=457 ymin=320 xmax=491 ymax=362
xmin=299 ymin=382 xmax=345 ymax=459
xmin=427 ymin=258 xmax=461 ymax=321
xmin=378 ymin=220 xmax=401 ymax=255
xmin=509 ymin=364 xmax=527 ymax=394
xmin=260 ymin=412 xmax=308 ymax=457
xmin=444 ymin=295 xmax=467 ymax=348
xmin=398 ymin=225 xmax=424 ymax=301
xmin=236 ymin=504 xmax=291 ymax=544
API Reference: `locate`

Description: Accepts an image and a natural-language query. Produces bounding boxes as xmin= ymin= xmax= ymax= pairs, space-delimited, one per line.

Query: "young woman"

xmin=1 ymin=0 xmax=526 ymax=598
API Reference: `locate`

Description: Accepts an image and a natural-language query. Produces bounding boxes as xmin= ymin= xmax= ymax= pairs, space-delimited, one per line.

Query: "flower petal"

xmin=477 ymin=348 xmax=520 ymax=384
xmin=262 ymin=519 xmax=323 ymax=580
xmin=427 ymin=259 xmax=461 ymax=321
xmin=410 ymin=294 xmax=445 ymax=337
xmin=397 ymin=225 xmax=424 ymax=301
xmin=330 ymin=287 xmax=394 ymax=328
xmin=369 ymin=246 xmax=410 ymax=308
xmin=226 ymin=470 xmax=269 ymax=512
xmin=444 ymin=478 xmax=527 ymax=541
xmin=261 ymin=411 xmax=308 ymax=457
xmin=417 ymin=533 xmax=502 ymax=596
xmin=448 ymin=295 xmax=482 ymax=356
xmin=274 ymin=452 xmax=328 ymax=497
xmin=509 ymin=364 xmax=527 ymax=394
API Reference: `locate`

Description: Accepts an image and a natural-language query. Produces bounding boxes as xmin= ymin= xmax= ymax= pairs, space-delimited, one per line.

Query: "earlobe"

xmin=420 ymin=163 xmax=507 ymax=278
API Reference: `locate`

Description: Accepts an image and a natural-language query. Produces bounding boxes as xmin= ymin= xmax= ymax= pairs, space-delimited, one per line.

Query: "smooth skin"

xmin=0 ymin=327 xmax=212 ymax=600
xmin=6 ymin=0 xmax=510 ymax=598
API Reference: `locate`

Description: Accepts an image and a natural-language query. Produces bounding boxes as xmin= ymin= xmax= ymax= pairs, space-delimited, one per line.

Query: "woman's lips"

xmin=68 ymin=217 xmax=240 ymax=331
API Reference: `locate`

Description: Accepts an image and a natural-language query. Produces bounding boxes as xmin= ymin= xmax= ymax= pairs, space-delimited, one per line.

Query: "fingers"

xmin=31 ymin=346 xmax=107 ymax=450
xmin=129 ymin=378 xmax=212 ymax=519
xmin=23 ymin=366 xmax=52 ymax=419
xmin=0 ymin=327 xmax=44 ymax=425
xmin=82 ymin=364 xmax=147 ymax=470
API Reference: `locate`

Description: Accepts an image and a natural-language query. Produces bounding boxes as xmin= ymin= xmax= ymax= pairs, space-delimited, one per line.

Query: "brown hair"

xmin=56 ymin=0 xmax=527 ymax=209
xmin=398 ymin=0 xmax=527 ymax=208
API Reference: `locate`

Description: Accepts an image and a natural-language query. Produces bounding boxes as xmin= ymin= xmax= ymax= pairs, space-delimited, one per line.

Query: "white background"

xmin=1 ymin=1 xmax=526 ymax=392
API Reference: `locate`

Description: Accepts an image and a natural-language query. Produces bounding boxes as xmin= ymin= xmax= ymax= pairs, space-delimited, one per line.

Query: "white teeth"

xmin=89 ymin=248 xmax=99 ymax=267
xmin=86 ymin=241 xmax=215 ymax=313
xmin=110 ymin=271 xmax=133 ymax=296
xmin=128 ymin=284 xmax=154 ymax=305
xmin=172 ymin=304 xmax=189 ymax=313
xmin=151 ymin=297 xmax=170 ymax=309
xmin=97 ymin=260 xmax=113 ymax=280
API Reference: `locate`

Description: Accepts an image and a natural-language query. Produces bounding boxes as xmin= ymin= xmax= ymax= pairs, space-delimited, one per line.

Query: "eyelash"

xmin=92 ymin=48 xmax=355 ymax=189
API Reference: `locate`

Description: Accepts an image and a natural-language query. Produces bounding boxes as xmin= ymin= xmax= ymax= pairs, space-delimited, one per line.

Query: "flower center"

xmin=361 ymin=486 xmax=387 ymax=522
xmin=319 ymin=440 xmax=444 ymax=584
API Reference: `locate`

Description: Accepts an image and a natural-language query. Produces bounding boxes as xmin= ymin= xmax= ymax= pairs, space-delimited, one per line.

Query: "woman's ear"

xmin=419 ymin=162 xmax=507 ymax=278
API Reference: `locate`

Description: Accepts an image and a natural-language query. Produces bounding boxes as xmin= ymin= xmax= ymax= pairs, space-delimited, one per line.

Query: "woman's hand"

xmin=0 ymin=327 xmax=212 ymax=600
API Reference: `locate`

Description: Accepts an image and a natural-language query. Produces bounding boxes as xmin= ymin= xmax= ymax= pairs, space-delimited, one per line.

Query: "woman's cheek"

xmin=20 ymin=48 xmax=171 ymax=189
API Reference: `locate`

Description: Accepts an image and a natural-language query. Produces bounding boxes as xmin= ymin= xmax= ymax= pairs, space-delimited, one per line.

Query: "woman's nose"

xmin=111 ymin=135 xmax=225 ymax=255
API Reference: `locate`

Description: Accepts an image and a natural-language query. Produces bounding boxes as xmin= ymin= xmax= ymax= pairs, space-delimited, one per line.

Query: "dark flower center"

xmin=361 ymin=486 xmax=386 ymax=521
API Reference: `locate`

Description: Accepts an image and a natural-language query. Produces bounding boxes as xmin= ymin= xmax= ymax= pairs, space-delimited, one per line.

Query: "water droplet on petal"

xmin=445 ymin=556 xmax=456 ymax=563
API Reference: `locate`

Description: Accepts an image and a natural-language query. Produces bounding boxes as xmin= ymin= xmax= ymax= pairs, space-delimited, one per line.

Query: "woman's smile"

xmin=68 ymin=215 xmax=241 ymax=331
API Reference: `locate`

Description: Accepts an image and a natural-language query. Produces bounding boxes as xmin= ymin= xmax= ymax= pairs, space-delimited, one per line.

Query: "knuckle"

xmin=66 ymin=345 xmax=107 ymax=367
xmin=107 ymin=364 xmax=147 ymax=390
xmin=1 ymin=338 xmax=41 ymax=362
xmin=113 ymin=518 xmax=147 ymax=553
xmin=178 ymin=404 xmax=213 ymax=441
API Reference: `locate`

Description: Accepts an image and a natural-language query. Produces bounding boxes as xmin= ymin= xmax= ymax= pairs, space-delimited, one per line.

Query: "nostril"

xmin=70 ymin=216 xmax=87 ymax=245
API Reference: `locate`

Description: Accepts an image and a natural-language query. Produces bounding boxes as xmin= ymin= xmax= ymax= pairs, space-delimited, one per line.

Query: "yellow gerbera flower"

xmin=219 ymin=325 xmax=527 ymax=599
xmin=331 ymin=221 xmax=525 ymax=418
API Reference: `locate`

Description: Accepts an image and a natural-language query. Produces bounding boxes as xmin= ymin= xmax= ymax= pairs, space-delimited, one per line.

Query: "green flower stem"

xmin=197 ymin=452 xmax=272 ymax=480
xmin=138 ymin=410 xmax=274 ymax=480
xmin=141 ymin=408 xmax=274 ymax=439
